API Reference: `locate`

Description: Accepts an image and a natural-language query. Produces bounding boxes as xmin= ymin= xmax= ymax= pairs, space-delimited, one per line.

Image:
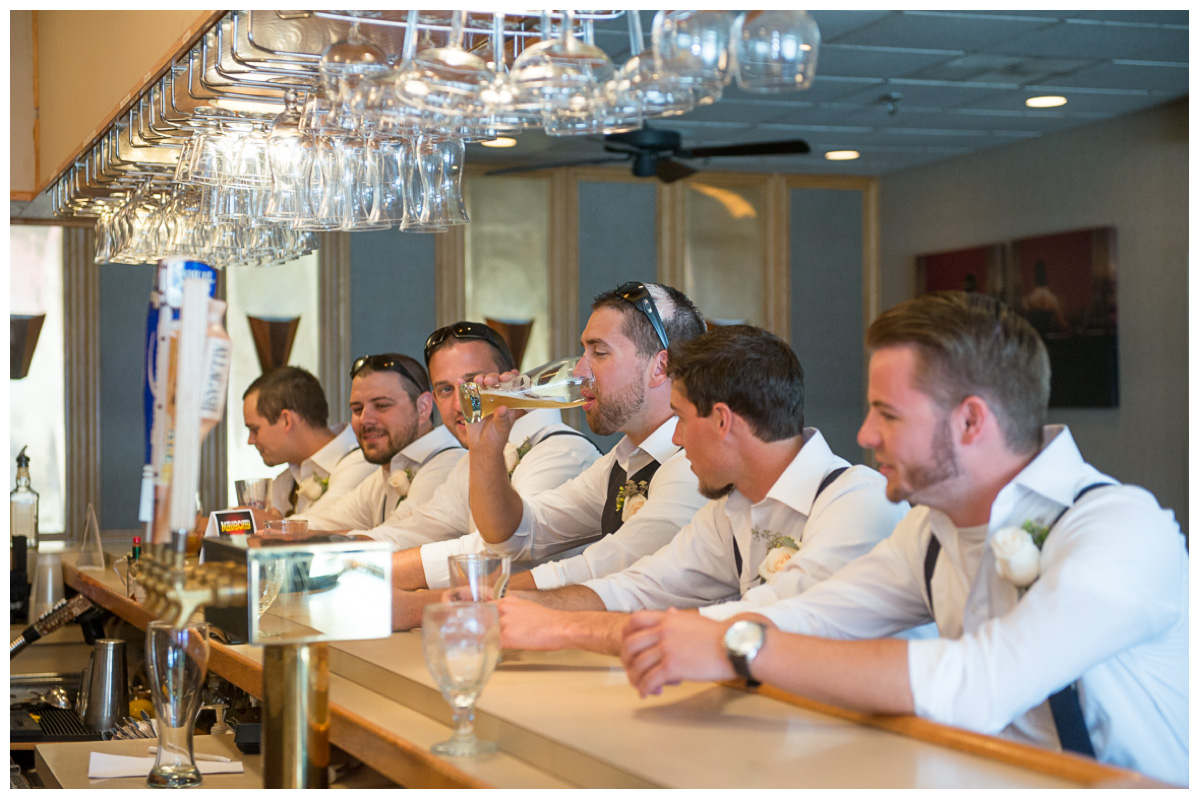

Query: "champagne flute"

xmin=422 ymin=603 xmax=502 ymax=757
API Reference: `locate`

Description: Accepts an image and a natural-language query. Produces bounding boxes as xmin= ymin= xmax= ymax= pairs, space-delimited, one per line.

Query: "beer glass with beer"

xmin=458 ymin=357 xmax=590 ymax=423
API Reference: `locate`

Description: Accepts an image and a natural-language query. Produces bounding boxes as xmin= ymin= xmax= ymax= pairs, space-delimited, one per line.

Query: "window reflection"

xmin=683 ymin=181 xmax=765 ymax=326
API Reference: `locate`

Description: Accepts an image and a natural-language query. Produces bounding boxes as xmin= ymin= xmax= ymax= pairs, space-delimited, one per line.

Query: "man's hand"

xmin=619 ymin=608 xmax=736 ymax=698
xmin=497 ymin=595 xmax=573 ymax=650
xmin=464 ymin=370 xmax=521 ymax=456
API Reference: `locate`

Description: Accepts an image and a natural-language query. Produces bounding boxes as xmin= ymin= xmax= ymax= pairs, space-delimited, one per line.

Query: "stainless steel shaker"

xmin=79 ymin=639 xmax=129 ymax=731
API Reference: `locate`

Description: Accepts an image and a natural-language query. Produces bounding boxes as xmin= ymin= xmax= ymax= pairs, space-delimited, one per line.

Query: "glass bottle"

xmin=10 ymin=446 xmax=39 ymax=551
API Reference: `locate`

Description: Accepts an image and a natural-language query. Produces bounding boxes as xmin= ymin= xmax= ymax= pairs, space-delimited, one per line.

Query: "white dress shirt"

xmin=294 ymin=425 xmax=464 ymax=535
xmin=755 ymin=426 xmax=1188 ymax=785
xmin=365 ymin=409 xmax=599 ymax=561
xmin=485 ymin=417 xmax=707 ymax=591
xmin=268 ymin=423 xmax=375 ymax=517
xmin=584 ymin=429 xmax=907 ymax=614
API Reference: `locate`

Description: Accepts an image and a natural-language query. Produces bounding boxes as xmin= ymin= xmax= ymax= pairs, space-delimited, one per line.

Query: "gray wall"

xmin=350 ymin=229 xmax=438 ymax=363
xmin=98 ymin=262 xmax=160 ymax=529
xmin=790 ymin=188 xmax=865 ymax=462
xmin=878 ymin=99 xmax=1188 ymax=530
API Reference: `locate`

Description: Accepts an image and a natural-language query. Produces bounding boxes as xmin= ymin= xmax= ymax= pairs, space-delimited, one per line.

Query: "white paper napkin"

xmin=87 ymin=752 xmax=244 ymax=779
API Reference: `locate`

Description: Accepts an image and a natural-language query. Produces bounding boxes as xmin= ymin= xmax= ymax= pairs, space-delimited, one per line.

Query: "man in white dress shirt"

xmin=242 ymin=366 xmax=375 ymax=517
xmin=620 ymin=292 xmax=1188 ymax=785
xmin=463 ymin=282 xmax=710 ymax=594
xmin=495 ymin=325 xmax=908 ymax=654
xmin=294 ymin=353 xmax=464 ymax=535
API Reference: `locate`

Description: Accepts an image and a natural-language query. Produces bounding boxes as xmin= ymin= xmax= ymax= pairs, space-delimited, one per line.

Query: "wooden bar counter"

xmin=63 ymin=555 xmax=1153 ymax=789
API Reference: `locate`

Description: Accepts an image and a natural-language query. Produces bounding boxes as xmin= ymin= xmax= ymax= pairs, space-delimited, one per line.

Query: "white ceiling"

xmin=467 ymin=9 xmax=1190 ymax=178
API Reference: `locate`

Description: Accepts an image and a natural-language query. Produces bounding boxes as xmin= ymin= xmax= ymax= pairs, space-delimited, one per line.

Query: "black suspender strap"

xmin=533 ymin=429 xmax=601 ymax=453
xmin=921 ymin=480 xmax=1115 ymax=758
xmin=733 ymin=466 xmax=849 ymax=579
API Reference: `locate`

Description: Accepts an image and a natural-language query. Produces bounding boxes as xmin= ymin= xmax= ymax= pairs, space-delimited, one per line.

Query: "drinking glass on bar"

xmin=264 ymin=519 xmax=309 ymax=536
xmin=422 ymin=602 xmax=502 ymax=757
xmin=447 ymin=554 xmax=511 ymax=602
xmin=458 ymin=357 xmax=591 ymax=423
xmin=234 ymin=478 xmax=270 ymax=510
xmin=145 ymin=621 xmax=209 ymax=788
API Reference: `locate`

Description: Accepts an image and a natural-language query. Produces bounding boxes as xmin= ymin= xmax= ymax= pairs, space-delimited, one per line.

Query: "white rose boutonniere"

xmin=615 ymin=479 xmax=650 ymax=522
xmin=758 ymin=540 xmax=800 ymax=582
xmin=990 ymin=525 xmax=1043 ymax=588
xmin=297 ymin=475 xmax=329 ymax=502
xmin=388 ymin=467 xmax=415 ymax=499
xmin=504 ymin=437 xmax=532 ymax=476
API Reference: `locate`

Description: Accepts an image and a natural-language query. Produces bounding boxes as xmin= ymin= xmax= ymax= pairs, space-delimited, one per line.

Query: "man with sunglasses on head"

xmin=242 ymin=366 xmax=375 ymax=519
xmin=365 ymin=324 xmax=599 ymax=586
xmin=292 ymin=353 xmax=464 ymax=536
xmin=455 ymin=282 xmax=710 ymax=598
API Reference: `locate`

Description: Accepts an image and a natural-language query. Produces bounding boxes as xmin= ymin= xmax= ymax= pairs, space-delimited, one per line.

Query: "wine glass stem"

xmin=451 ymin=703 xmax=477 ymax=743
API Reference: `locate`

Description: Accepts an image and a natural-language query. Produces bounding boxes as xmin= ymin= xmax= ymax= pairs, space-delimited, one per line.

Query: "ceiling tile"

xmin=808 ymin=10 xmax=896 ymax=42
xmin=959 ymin=89 xmax=1179 ymax=117
xmin=831 ymin=10 xmax=1055 ymax=51
xmin=833 ymin=79 xmax=1009 ymax=110
xmin=1071 ymin=11 xmax=1189 ymax=25
xmin=1044 ymin=61 xmax=1190 ymax=92
xmin=818 ymin=43 xmax=964 ymax=79
xmin=991 ymin=19 xmax=1189 ymax=62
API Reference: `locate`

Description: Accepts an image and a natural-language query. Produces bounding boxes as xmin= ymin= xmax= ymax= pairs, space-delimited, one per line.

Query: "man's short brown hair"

xmin=666 ymin=324 xmax=804 ymax=443
xmin=243 ymin=366 xmax=329 ymax=428
xmin=866 ymin=291 xmax=1050 ymax=454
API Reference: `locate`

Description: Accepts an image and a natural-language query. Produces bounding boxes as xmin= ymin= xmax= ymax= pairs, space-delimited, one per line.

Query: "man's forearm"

xmin=753 ymin=632 xmax=913 ymax=715
xmin=392 ymin=548 xmax=429 ymax=590
xmin=469 ymin=449 xmax=525 ymax=544
xmin=511 ymin=584 xmax=606 ymax=611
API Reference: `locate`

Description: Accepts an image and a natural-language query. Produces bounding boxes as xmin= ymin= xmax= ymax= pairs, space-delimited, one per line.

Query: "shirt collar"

xmin=612 ymin=416 xmax=680 ymax=472
xmin=1008 ymin=425 xmax=1086 ymax=508
xmin=509 ymin=407 xmax=564 ymax=446
xmin=761 ymin=428 xmax=846 ymax=514
xmin=289 ymin=423 xmax=357 ymax=483
xmin=390 ymin=425 xmax=463 ymax=473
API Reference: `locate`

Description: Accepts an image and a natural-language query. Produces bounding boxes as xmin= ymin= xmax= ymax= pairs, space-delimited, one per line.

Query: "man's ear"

xmin=278 ymin=408 xmax=294 ymax=431
xmin=417 ymin=391 xmax=434 ymax=420
xmin=712 ymin=402 xmax=735 ymax=440
xmin=647 ymin=349 xmax=670 ymax=389
xmin=957 ymin=396 xmax=990 ymax=445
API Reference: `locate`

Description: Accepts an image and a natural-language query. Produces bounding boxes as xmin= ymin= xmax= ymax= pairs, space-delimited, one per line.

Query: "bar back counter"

xmin=61 ymin=554 xmax=1154 ymax=789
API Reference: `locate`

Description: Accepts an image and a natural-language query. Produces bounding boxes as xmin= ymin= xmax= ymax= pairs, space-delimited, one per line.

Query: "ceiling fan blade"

xmin=679 ymin=139 xmax=811 ymax=159
xmin=484 ymin=156 xmax=631 ymax=177
xmin=655 ymin=158 xmax=697 ymax=184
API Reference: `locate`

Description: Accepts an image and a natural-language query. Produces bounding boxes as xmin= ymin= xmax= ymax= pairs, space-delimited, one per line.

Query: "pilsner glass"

xmin=422 ymin=603 xmax=502 ymax=757
xmin=458 ymin=356 xmax=590 ymax=423
xmin=145 ymin=621 xmax=209 ymax=788
xmin=447 ymin=554 xmax=511 ymax=602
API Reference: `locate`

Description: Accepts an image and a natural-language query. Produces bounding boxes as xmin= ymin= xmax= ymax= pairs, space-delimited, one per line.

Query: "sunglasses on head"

xmin=617 ymin=281 xmax=670 ymax=352
xmin=423 ymin=321 xmax=509 ymax=367
xmin=349 ymin=354 xmax=424 ymax=392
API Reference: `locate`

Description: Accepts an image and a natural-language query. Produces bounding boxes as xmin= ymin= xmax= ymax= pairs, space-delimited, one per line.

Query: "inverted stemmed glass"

xmin=145 ymin=621 xmax=210 ymax=788
xmin=652 ymin=10 xmax=736 ymax=107
xmin=507 ymin=11 xmax=615 ymax=124
xmin=422 ymin=603 xmax=502 ymax=757
xmin=731 ymin=11 xmax=821 ymax=93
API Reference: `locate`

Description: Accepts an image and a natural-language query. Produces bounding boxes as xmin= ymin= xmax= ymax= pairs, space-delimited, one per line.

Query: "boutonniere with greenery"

xmin=990 ymin=519 xmax=1050 ymax=589
xmin=615 ymin=479 xmax=650 ymax=522
xmin=503 ymin=438 xmax=533 ymax=476
xmin=753 ymin=526 xmax=801 ymax=581
xmin=297 ymin=475 xmax=330 ymax=502
xmin=388 ymin=467 xmax=416 ymax=501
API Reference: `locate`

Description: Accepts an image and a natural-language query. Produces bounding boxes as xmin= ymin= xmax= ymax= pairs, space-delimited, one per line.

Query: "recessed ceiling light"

xmin=1026 ymin=95 xmax=1067 ymax=109
xmin=825 ymin=150 xmax=860 ymax=161
xmin=480 ymin=137 xmax=518 ymax=148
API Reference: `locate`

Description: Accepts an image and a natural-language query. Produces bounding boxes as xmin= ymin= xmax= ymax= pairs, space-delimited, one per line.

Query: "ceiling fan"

xmin=484 ymin=126 xmax=811 ymax=183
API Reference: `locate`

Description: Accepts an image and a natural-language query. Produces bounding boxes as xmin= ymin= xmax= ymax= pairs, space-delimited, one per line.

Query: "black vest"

xmin=600 ymin=459 xmax=664 ymax=535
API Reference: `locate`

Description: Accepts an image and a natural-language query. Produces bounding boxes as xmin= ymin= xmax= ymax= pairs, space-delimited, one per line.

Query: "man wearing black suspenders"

xmin=493 ymin=325 xmax=907 ymax=656
xmin=620 ymin=293 xmax=1188 ymax=785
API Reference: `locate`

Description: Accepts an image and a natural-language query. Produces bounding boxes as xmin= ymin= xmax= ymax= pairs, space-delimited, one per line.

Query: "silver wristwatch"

xmin=723 ymin=620 xmax=766 ymax=688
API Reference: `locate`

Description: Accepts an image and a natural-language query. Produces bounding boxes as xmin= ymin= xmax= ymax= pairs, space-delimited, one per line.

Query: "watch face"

xmin=725 ymin=620 xmax=765 ymax=656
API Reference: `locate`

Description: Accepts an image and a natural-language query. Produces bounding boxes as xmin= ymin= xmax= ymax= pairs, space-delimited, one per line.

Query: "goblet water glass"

xmin=422 ymin=603 xmax=502 ymax=757
xmin=731 ymin=10 xmax=821 ymax=93
xmin=145 ymin=621 xmax=210 ymax=788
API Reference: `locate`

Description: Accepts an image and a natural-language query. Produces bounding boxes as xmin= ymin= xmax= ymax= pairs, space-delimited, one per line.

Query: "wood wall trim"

xmin=316 ymin=232 xmax=352 ymax=414
xmin=765 ymin=173 xmax=790 ymax=338
xmin=434 ymin=228 xmax=466 ymax=327
xmin=549 ymin=169 xmax=578 ymax=359
xmin=745 ymin=682 xmax=1153 ymax=788
xmin=62 ymin=227 xmax=100 ymax=535
xmin=38 ymin=10 xmax=225 ymax=194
